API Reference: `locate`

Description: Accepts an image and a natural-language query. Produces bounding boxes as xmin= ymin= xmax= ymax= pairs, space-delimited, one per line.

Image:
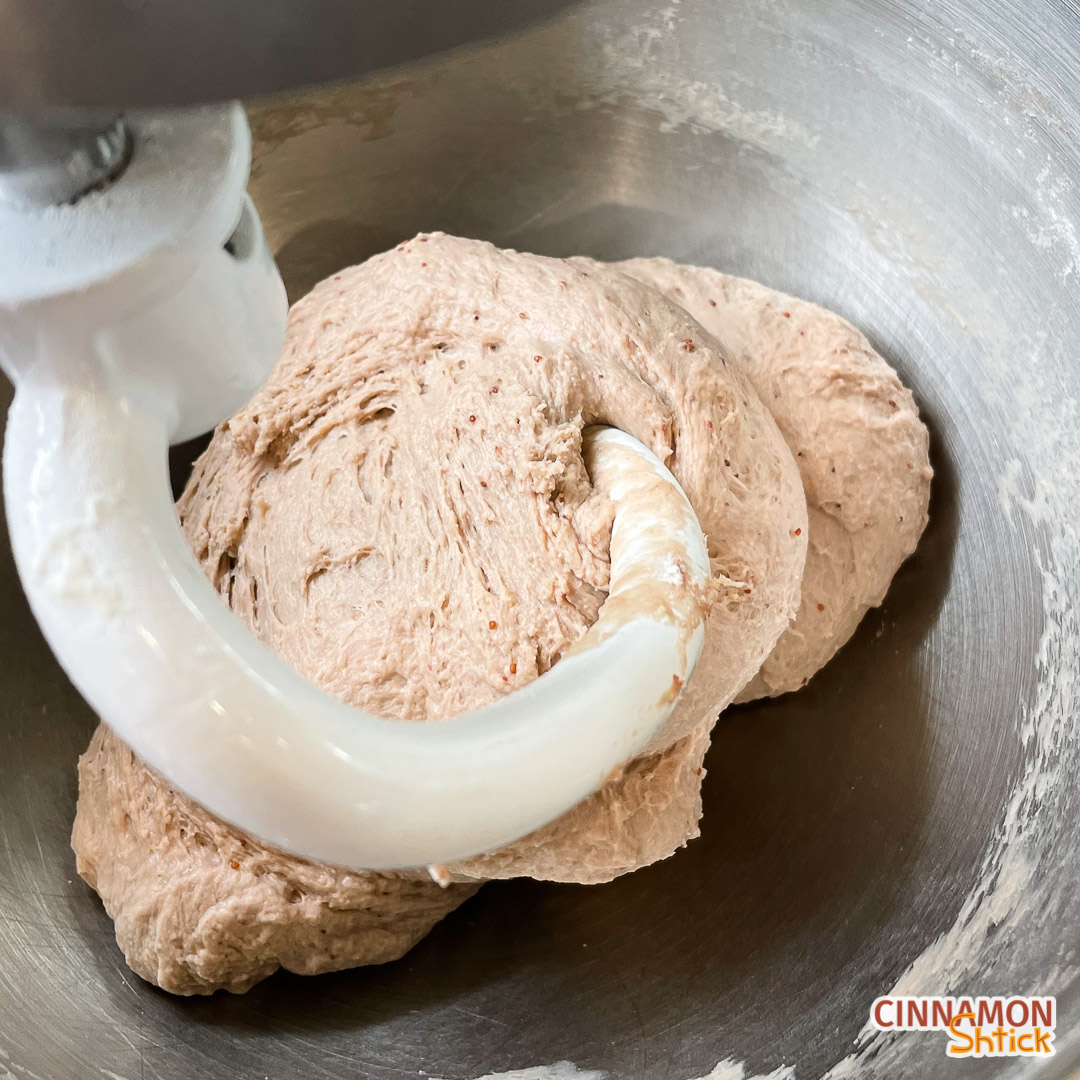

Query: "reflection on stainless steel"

xmin=0 ymin=0 xmax=580 ymax=110
xmin=2 ymin=1 xmax=1079 ymax=1077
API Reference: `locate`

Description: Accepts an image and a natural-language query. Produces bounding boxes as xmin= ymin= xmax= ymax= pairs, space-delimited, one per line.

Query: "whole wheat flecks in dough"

xmin=178 ymin=234 xmax=806 ymax=746
xmin=617 ymin=258 xmax=932 ymax=700
xmin=73 ymin=233 xmax=812 ymax=994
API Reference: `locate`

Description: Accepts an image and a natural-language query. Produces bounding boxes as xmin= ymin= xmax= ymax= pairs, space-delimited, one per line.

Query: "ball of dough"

xmin=181 ymin=234 xmax=805 ymax=740
xmin=73 ymin=235 xmax=808 ymax=994
xmin=177 ymin=234 xmax=806 ymax=874
xmin=616 ymin=259 xmax=932 ymax=700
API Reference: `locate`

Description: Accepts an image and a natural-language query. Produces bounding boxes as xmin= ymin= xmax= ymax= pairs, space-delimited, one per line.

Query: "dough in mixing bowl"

xmin=73 ymin=234 xmax=807 ymax=992
xmin=617 ymin=259 xmax=932 ymax=700
xmin=73 ymin=726 xmax=480 ymax=995
xmin=178 ymin=235 xmax=806 ymax=750
xmin=73 ymin=719 xmax=713 ymax=993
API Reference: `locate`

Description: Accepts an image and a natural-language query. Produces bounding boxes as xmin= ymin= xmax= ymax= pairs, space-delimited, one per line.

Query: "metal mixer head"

xmin=0 ymin=0 xmax=582 ymax=110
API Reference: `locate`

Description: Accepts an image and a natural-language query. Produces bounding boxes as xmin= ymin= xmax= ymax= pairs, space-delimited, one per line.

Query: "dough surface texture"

xmin=73 ymin=725 xmax=480 ymax=995
xmin=74 ymin=234 xmax=822 ymax=993
xmin=617 ymin=258 xmax=932 ymax=699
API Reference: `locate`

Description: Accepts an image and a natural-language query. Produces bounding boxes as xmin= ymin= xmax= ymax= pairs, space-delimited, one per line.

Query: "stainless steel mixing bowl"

xmin=3 ymin=1 xmax=1079 ymax=1077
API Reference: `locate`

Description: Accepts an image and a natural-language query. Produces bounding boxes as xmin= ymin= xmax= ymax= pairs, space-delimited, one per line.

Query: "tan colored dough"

xmin=616 ymin=259 xmax=932 ymax=699
xmin=179 ymin=234 xmax=806 ymax=747
xmin=176 ymin=234 xmax=805 ymax=872
xmin=73 ymin=234 xmax=807 ymax=993
xmin=72 ymin=725 xmax=479 ymax=996
xmin=449 ymin=722 xmax=711 ymax=884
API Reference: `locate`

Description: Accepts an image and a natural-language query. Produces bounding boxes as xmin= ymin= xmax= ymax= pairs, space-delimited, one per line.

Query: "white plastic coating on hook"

xmin=5 ymin=392 xmax=708 ymax=868
xmin=0 ymin=103 xmax=711 ymax=870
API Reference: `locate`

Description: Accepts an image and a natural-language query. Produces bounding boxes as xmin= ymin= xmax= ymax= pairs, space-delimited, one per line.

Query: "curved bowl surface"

xmin=2 ymin=2 xmax=1079 ymax=1078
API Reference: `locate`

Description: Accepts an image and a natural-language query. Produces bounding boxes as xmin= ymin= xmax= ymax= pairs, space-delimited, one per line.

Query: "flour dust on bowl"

xmin=2 ymin=0 xmax=1079 ymax=1077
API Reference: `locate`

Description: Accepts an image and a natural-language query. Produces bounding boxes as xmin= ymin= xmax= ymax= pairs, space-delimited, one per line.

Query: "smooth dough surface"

xmin=617 ymin=258 xmax=932 ymax=699
xmin=74 ymin=235 xmax=807 ymax=992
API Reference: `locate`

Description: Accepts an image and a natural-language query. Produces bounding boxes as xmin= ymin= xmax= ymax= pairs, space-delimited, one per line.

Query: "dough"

xmin=176 ymin=234 xmax=806 ymax=869
xmin=73 ymin=720 xmax=710 ymax=993
xmin=74 ymin=235 xmax=808 ymax=993
xmin=179 ymin=235 xmax=806 ymax=747
xmin=71 ymin=236 xmax=807 ymax=993
xmin=73 ymin=725 xmax=480 ymax=995
xmin=616 ymin=259 xmax=932 ymax=699
xmin=451 ymin=722 xmax=712 ymax=885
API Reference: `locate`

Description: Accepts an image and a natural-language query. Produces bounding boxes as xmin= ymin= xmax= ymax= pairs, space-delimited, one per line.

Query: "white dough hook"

xmin=0 ymin=104 xmax=710 ymax=869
